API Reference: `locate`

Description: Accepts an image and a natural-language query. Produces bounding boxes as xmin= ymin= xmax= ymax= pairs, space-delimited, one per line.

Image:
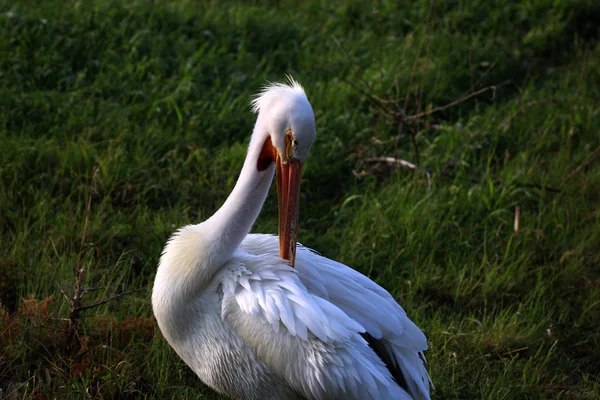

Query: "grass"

xmin=1 ymin=0 xmax=599 ymax=398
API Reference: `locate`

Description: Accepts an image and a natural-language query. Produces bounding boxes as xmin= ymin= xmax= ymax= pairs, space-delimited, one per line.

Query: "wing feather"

xmin=221 ymin=248 xmax=411 ymax=400
xmin=238 ymin=234 xmax=431 ymax=399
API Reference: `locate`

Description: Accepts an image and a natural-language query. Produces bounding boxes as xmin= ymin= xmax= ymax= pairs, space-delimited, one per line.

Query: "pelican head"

xmin=251 ymin=78 xmax=316 ymax=267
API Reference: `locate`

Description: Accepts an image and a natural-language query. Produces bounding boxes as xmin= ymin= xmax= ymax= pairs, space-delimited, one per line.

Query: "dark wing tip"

xmin=360 ymin=332 xmax=408 ymax=391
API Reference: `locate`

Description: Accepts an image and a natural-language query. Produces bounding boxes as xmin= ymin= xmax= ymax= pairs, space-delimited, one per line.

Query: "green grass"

xmin=1 ymin=0 xmax=599 ymax=398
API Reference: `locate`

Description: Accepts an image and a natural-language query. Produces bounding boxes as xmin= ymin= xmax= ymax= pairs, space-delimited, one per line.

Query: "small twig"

xmin=501 ymin=346 xmax=529 ymax=357
xmin=312 ymin=66 xmax=394 ymax=117
xmin=408 ymin=126 xmax=420 ymax=165
xmin=393 ymin=119 xmax=405 ymax=156
xmin=462 ymin=60 xmax=497 ymax=99
xmin=58 ymin=287 xmax=71 ymax=304
xmin=501 ymin=98 xmax=567 ymax=129
xmin=38 ymin=324 xmax=68 ymax=332
xmin=75 ymin=289 xmax=141 ymax=312
xmin=332 ymin=36 xmax=381 ymax=102
xmin=81 ymin=286 xmax=106 ymax=294
xmin=405 ymin=83 xmax=505 ymax=121
xmin=575 ymin=50 xmax=587 ymax=99
xmin=565 ymin=144 xmax=600 ymax=181
xmin=391 ymin=3 xmax=435 ymax=164
xmin=362 ymin=158 xmax=561 ymax=194
xmin=403 ymin=6 xmax=434 ymax=118
xmin=78 ymin=313 xmax=112 ymax=318
xmin=523 ymin=183 xmax=561 ymax=193
xmin=44 ymin=317 xmax=70 ymax=322
xmin=58 ymin=269 xmax=141 ymax=353
xmin=365 ymin=157 xmax=432 ymax=190
xmin=374 ymin=7 xmax=383 ymax=84
xmin=414 ymin=0 xmax=437 ymax=125
xmin=66 ymin=268 xmax=86 ymax=353
xmin=366 ymin=157 xmax=418 ymax=169
xmin=75 ymin=167 xmax=98 ymax=274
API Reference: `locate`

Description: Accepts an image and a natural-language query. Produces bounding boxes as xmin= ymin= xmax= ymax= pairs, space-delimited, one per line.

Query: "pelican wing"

xmin=241 ymin=234 xmax=432 ymax=400
xmin=221 ymin=248 xmax=411 ymax=400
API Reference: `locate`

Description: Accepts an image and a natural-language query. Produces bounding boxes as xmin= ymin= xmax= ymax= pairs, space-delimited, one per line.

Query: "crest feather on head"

xmin=250 ymin=75 xmax=306 ymax=114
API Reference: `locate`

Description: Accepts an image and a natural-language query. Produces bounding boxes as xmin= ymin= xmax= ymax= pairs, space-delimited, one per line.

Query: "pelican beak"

xmin=276 ymin=154 xmax=302 ymax=268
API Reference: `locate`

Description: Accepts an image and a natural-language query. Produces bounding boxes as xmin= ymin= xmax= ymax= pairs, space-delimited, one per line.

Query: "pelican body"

xmin=152 ymin=79 xmax=432 ymax=399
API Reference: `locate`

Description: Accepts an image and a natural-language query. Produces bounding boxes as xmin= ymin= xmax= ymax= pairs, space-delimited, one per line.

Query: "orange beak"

xmin=276 ymin=155 xmax=302 ymax=268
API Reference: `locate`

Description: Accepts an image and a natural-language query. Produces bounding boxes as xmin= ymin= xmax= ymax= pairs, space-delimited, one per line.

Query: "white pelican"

xmin=152 ymin=78 xmax=432 ymax=399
